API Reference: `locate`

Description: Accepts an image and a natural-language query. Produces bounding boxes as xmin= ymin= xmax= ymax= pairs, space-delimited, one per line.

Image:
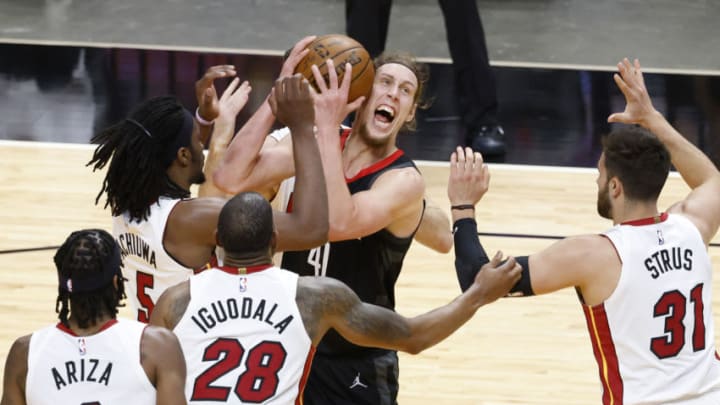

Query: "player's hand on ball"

xmin=269 ymin=74 xmax=315 ymax=133
xmin=311 ymin=59 xmax=365 ymax=132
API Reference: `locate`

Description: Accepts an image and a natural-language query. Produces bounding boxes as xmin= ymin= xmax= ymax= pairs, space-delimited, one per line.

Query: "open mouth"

xmin=374 ymin=105 xmax=396 ymax=124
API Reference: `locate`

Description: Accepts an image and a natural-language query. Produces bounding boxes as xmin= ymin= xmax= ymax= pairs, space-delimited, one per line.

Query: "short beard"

xmin=190 ymin=149 xmax=206 ymax=185
xmin=356 ymin=121 xmax=396 ymax=148
xmin=596 ymin=182 xmax=612 ymax=219
xmin=190 ymin=172 xmax=206 ymax=185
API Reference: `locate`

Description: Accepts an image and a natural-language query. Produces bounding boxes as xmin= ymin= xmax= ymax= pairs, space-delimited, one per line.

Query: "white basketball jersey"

xmin=585 ymin=213 xmax=720 ymax=404
xmin=113 ymin=197 xmax=193 ymax=322
xmin=25 ymin=319 xmax=155 ymax=405
xmin=174 ymin=266 xmax=314 ymax=404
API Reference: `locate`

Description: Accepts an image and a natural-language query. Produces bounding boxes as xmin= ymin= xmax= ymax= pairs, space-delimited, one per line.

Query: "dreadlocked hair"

xmin=54 ymin=229 xmax=126 ymax=329
xmin=88 ymin=96 xmax=191 ymax=222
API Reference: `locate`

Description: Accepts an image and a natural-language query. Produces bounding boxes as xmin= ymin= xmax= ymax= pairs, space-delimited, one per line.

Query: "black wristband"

xmin=451 ymin=204 xmax=475 ymax=211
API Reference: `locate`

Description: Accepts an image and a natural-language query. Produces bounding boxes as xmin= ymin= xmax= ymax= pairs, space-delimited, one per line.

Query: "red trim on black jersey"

xmin=295 ymin=345 xmax=317 ymax=405
xmin=56 ymin=319 xmax=119 ymax=336
xmin=621 ymin=212 xmax=668 ymax=226
xmin=339 ymin=128 xmax=406 ymax=184
xmin=217 ymin=264 xmax=273 ymax=275
xmin=344 ymin=149 xmax=405 ymax=184
xmin=582 ymin=303 xmax=623 ymax=404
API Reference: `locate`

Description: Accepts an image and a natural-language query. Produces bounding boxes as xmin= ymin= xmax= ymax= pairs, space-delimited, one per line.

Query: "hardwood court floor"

xmin=1 ymin=141 xmax=719 ymax=403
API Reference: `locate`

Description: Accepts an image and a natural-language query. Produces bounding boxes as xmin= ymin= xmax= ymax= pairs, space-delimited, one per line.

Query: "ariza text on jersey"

xmin=645 ymin=247 xmax=693 ymax=279
xmin=190 ymin=297 xmax=295 ymax=335
xmin=51 ymin=358 xmax=112 ymax=390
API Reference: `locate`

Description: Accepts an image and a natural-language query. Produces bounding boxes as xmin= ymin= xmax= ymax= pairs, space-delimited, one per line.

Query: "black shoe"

xmin=468 ymin=125 xmax=506 ymax=156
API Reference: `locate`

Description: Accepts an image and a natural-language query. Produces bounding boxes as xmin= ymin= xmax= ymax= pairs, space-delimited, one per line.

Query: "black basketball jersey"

xmin=281 ymin=129 xmax=423 ymax=356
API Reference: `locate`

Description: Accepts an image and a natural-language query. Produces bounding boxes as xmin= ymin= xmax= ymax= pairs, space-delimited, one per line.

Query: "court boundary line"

xmin=3 ymin=232 xmax=719 ymax=255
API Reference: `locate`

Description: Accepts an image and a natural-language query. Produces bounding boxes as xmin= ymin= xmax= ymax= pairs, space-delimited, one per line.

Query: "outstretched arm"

xmin=195 ymin=64 xmax=236 ymax=147
xmin=0 ymin=335 xmax=29 ymax=405
xmin=302 ymin=252 xmax=521 ymax=353
xmin=609 ymin=58 xmax=720 ymax=244
xmin=445 ymin=147 xmax=619 ymax=303
xmin=413 ymin=196 xmax=452 ymax=253
xmin=196 ymin=70 xmax=252 ymax=198
xmin=447 ymin=146 xmax=492 ymax=290
xmin=213 ymin=36 xmax=315 ymax=195
xmin=269 ymin=75 xmax=329 ymax=250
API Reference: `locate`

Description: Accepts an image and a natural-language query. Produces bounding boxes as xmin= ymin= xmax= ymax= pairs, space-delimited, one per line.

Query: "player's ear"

xmin=609 ymin=177 xmax=622 ymax=198
xmin=177 ymin=146 xmax=191 ymax=166
xmin=405 ymin=103 xmax=417 ymax=123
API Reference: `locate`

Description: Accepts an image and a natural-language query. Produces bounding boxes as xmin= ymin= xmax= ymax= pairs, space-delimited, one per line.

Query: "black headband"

xmin=126 ymin=108 xmax=194 ymax=167
xmin=160 ymin=108 xmax=195 ymax=166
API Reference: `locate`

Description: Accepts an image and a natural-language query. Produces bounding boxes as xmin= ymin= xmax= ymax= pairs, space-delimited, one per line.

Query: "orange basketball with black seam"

xmin=294 ymin=34 xmax=375 ymax=103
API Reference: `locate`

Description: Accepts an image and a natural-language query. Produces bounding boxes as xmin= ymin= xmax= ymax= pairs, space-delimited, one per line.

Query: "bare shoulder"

xmin=296 ymin=276 xmax=358 ymax=315
xmin=139 ymin=324 xmax=185 ymax=383
xmin=295 ymin=276 xmax=358 ymax=343
xmin=7 ymin=334 xmax=31 ymax=362
xmin=668 ymin=201 xmax=717 ymax=244
xmin=150 ymin=281 xmax=190 ymax=329
xmin=373 ymin=166 xmax=425 ymax=195
xmin=140 ymin=324 xmax=183 ymax=366
xmin=368 ymin=166 xmax=425 ymax=217
xmin=555 ymin=234 xmax=620 ymax=271
xmin=531 ymin=233 xmax=618 ymax=275
xmin=142 ymin=325 xmax=179 ymax=346
xmin=2 ymin=334 xmax=31 ymax=404
xmin=5 ymin=334 xmax=31 ymax=377
xmin=546 ymin=233 xmax=614 ymax=257
xmin=173 ymin=197 xmax=226 ymax=220
xmin=167 ymin=197 xmax=225 ymax=249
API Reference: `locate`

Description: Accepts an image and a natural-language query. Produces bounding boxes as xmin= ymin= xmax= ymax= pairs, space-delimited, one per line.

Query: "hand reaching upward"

xmin=448 ymin=146 xmax=490 ymax=207
xmin=608 ymin=58 xmax=662 ymax=127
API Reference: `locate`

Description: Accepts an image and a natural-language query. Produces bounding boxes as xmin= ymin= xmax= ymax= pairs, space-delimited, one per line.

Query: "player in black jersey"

xmin=214 ymin=45 xmax=450 ymax=404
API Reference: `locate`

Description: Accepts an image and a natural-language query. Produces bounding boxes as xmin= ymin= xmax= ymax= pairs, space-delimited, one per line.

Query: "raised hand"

xmin=448 ymin=146 xmax=490 ymax=206
xmin=607 ymin=58 xmax=660 ymax=127
xmin=195 ymin=65 xmax=237 ymax=123
xmin=268 ymin=74 xmax=315 ymax=133
xmin=216 ymin=77 xmax=252 ymax=124
xmin=280 ymin=36 xmax=316 ymax=79
xmin=208 ymin=77 xmax=252 ymax=153
xmin=311 ymin=59 xmax=365 ymax=131
xmin=472 ymin=251 xmax=522 ymax=305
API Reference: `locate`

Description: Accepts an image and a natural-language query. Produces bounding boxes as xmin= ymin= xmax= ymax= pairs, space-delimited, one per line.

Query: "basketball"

xmin=294 ymin=34 xmax=375 ymax=102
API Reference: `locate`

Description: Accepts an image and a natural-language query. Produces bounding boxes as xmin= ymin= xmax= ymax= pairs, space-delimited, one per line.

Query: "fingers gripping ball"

xmin=294 ymin=34 xmax=375 ymax=102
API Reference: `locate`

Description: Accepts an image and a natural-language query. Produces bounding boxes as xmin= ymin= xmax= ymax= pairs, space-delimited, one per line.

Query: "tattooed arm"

xmin=149 ymin=281 xmax=191 ymax=330
xmin=296 ymin=252 xmax=521 ymax=353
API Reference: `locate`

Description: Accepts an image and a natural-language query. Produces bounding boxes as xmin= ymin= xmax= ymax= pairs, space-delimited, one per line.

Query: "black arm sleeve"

xmin=453 ymin=218 xmax=535 ymax=296
xmin=508 ymin=256 xmax=534 ymax=297
xmin=453 ymin=218 xmax=489 ymax=292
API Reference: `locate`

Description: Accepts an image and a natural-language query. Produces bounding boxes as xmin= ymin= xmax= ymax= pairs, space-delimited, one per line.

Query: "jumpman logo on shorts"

xmin=349 ymin=372 xmax=368 ymax=389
